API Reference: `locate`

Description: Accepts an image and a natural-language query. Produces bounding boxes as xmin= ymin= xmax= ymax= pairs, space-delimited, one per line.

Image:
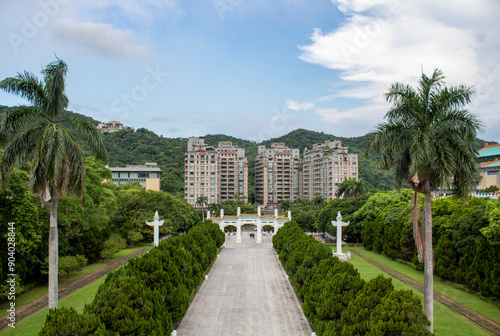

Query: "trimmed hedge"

xmin=273 ymin=221 xmax=431 ymax=336
xmin=39 ymin=220 xmax=225 ymax=335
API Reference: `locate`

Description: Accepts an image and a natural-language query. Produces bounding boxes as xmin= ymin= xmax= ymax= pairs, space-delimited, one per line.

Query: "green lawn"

xmin=345 ymin=246 xmax=496 ymax=336
xmin=1 ymin=275 xmax=107 ymax=336
xmin=348 ymin=246 xmax=500 ymax=325
xmin=0 ymin=246 xmax=146 ymax=313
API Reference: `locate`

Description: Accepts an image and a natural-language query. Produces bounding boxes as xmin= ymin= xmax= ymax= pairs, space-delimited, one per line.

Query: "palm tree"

xmin=312 ymin=194 xmax=325 ymax=208
xmin=208 ymin=202 xmax=221 ymax=217
xmin=280 ymin=199 xmax=291 ymax=213
xmin=0 ymin=58 xmax=108 ymax=309
xmin=195 ymin=195 xmax=209 ymax=221
xmin=335 ymin=178 xmax=366 ymax=198
xmin=368 ymin=69 xmax=482 ymax=332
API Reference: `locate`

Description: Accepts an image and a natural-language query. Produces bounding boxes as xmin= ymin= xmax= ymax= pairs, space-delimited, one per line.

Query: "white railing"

xmin=434 ymin=192 xmax=499 ymax=200
xmin=305 ymin=231 xmax=335 ymax=241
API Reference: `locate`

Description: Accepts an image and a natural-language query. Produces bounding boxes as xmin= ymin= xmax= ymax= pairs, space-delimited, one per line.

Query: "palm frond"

xmin=63 ymin=115 xmax=108 ymax=162
xmin=42 ymin=59 xmax=68 ymax=121
xmin=0 ymin=72 xmax=45 ymax=106
xmin=0 ymin=106 xmax=45 ymax=143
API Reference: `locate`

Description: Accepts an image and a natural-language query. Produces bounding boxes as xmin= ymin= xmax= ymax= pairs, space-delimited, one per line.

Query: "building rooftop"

xmin=482 ymin=159 xmax=500 ymax=168
xmin=108 ymin=163 xmax=162 ymax=172
xmin=477 ymin=143 xmax=500 ymax=158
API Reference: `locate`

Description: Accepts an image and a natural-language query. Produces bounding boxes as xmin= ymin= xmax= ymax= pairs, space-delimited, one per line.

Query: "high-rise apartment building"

xmin=255 ymin=143 xmax=301 ymax=209
xmin=184 ymin=137 xmax=248 ymax=207
xmin=302 ymin=140 xmax=358 ymax=201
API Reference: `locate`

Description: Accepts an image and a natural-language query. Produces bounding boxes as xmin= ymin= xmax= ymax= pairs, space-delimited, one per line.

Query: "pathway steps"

xmin=176 ymin=233 xmax=312 ymax=336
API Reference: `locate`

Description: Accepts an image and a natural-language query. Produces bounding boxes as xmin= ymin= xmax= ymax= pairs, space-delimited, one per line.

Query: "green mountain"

xmin=1 ymin=106 xmax=496 ymax=201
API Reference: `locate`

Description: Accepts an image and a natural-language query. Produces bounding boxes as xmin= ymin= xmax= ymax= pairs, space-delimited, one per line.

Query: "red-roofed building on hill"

xmin=184 ymin=137 xmax=248 ymax=207
xmin=96 ymin=121 xmax=133 ymax=133
xmin=476 ymin=143 xmax=500 ymax=190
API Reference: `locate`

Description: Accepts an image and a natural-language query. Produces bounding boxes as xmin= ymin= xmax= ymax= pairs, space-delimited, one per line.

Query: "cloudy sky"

xmin=1 ymin=0 xmax=499 ymax=142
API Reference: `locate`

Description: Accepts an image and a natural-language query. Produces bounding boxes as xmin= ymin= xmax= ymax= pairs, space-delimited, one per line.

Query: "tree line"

xmin=39 ymin=220 xmax=225 ymax=335
xmin=273 ymin=221 xmax=431 ymax=335
xmin=0 ymin=158 xmax=199 ymax=302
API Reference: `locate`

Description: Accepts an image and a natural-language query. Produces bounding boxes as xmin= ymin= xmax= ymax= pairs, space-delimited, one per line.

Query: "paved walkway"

xmin=176 ymin=232 xmax=312 ymax=336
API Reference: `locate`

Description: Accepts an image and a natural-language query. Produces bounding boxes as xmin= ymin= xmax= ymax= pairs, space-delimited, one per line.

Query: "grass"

xmin=344 ymin=246 xmax=495 ymax=336
xmin=1 ymin=275 xmax=107 ymax=336
xmin=347 ymin=246 xmax=500 ymax=325
xmin=0 ymin=246 xmax=146 ymax=312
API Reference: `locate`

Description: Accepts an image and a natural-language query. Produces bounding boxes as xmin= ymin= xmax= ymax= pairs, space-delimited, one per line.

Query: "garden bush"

xmin=273 ymin=221 xmax=431 ymax=335
xmin=40 ymin=220 xmax=225 ymax=335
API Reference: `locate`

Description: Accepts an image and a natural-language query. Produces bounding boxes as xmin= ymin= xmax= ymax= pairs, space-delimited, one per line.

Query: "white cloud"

xmin=49 ymin=18 xmax=150 ymax=58
xmin=316 ymin=104 xmax=384 ymax=125
xmin=299 ymin=0 xmax=500 ymax=139
xmin=286 ymin=99 xmax=315 ymax=111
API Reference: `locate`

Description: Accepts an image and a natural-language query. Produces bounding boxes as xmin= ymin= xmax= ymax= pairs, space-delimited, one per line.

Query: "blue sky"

xmin=1 ymin=0 xmax=499 ymax=142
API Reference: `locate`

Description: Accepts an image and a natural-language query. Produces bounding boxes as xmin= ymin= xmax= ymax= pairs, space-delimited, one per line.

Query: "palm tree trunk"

xmin=423 ymin=180 xmax=434 ymax=332
xmin=412 ymin=190 xmax=425 ymax=263
xmin=202 ymin=206 xmax=205 ymax=221
xmin=48 ymin=186 xmax=58 ymax=309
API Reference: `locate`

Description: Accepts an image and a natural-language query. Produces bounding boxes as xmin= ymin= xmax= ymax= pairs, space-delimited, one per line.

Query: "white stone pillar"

xmin=332 ymin=211 xmax=350 ymax=260
xmin=258 ymin=206 xmax=261 ymax=216
xmin=288 ymin=210 xmax=291 ymax=220
xmin=221 ymin=209 xmax=224 ymax=218
xmin=257 ymin=220 xmax=262 ymax=243
xmin=237 ymin=207 xmax=241 ymax=216
xmin=146 ymin=211 xmax=164 ymax=247
xmin=336 ymin=219 xmax=342 ymax=254
xmin=207 ymin=210 xmax=211 ymax=219
xmin=236 ymin=219 xmax=242 ymax=243
xmin=274 ymin=208 xmax=278 ymax=217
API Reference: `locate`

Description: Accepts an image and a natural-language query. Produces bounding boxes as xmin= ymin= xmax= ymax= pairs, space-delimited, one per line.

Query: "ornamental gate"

xmin=208 ymin=207 xmax=291 ymax=243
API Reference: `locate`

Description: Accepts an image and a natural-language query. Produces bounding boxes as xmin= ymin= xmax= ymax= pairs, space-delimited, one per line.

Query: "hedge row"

xmin=39 ymin=220 xmax=225 ymax=335
xmin=273 ymin=221 xmax=431 ymax=336
xmin=359 ymin=195 xmax=500 ymax=300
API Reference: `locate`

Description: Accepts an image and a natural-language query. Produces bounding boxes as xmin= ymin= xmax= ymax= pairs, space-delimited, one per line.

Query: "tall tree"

xmin=0 ymin=59 xmax=108 ymax=309
xmin=335 ymin=178 xmax=367 ymax=198
xmin=280 ymin=199 xmax=291 ymax=213
xmin=195 ymin=195 xmax=209 ymax=221
xmin=368 ymin=69 xmax=482 ymax=331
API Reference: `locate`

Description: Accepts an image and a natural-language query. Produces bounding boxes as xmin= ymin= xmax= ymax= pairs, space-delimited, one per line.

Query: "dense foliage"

xmin=357 ymin=192 xmax=500 ymax=300
xmin=316 ymin=194 xmax=371 ymax=242
xmin=0 ymin=158 xmax=198 ymax=302
xmin=39 ymin=220 xmax=225 ymax=335
xmin=273 ymin=222 xmax=431 ymax=335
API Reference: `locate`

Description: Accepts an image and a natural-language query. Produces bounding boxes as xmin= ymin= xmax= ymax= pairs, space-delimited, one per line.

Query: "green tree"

xmin=335 ymin=178 xmax=367 ymax=198
xmin=280 ymin=199 xmax=291 ymax=213
xmin=0 ymin=59 xmax=107 ymax=308
xmin=195 ymin=195 xmax=209 ymax=221
xmin=208 ymin=202 xmax=221 ymax=217
xmin=101 ymin=233 xmax=127 ymax=259
xmin=368 ymin=69 xmax=482 ymax=331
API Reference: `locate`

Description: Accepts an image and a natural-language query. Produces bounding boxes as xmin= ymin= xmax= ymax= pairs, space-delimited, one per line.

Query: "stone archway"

xmin=208 ymin=207 xmax=291 ymax=243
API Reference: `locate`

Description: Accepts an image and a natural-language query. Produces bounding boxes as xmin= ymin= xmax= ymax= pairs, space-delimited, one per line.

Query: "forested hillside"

xmin=1 ymin=106 xmax=496 ymax=200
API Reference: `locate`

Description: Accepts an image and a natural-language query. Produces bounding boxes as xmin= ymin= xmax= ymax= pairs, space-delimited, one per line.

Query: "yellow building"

xmin=108 ymin=162 xmax=162 ymax=191
xmin=477 ymin=143 xmax=500 ymax=190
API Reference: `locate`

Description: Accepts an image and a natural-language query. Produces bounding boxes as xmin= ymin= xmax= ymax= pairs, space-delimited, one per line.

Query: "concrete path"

xmin=176 ymin=232 xmax=312 ymax=336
